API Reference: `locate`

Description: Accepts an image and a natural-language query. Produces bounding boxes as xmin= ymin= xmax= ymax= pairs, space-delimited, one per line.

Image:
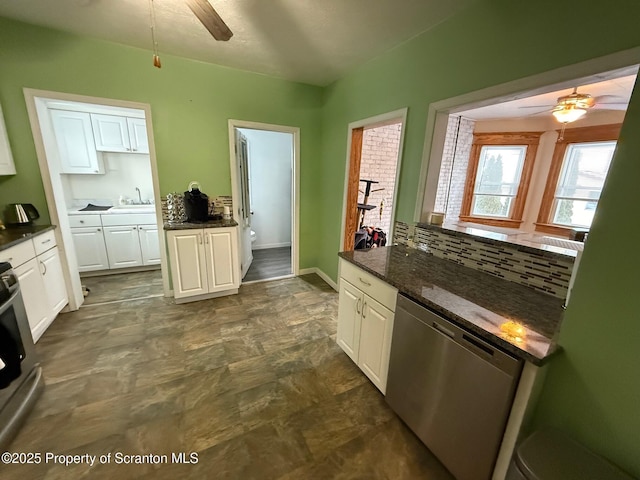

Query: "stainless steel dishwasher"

xmin=386 ymin=294 xmax=523 ymax=480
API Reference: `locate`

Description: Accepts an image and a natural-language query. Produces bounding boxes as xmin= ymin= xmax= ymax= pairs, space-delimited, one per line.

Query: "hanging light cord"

xmin=148 ymin=0 xmax=161 ymax=68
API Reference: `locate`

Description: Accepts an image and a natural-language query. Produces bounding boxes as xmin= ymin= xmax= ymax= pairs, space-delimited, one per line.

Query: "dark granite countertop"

xmin=417 ymin=222 xmax=578 ymax=260
xmin=163 ymin=218 xmax=238 ymax=230
xmin=0 ymin=225 xmax=56 ymax=252
xmin=339 ymin=245 xmax=565 ymax=365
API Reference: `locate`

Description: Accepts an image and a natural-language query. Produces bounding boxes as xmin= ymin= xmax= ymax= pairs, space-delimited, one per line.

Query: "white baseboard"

xmin=299 ymin=267 xmax=338 ymax=291
xmin=252 ymin=242 xmax=292 ymax=250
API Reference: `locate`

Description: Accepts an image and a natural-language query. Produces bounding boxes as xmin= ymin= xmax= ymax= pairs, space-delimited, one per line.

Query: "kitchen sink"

xmin=109 ymin=205 xmax=156 ymax=214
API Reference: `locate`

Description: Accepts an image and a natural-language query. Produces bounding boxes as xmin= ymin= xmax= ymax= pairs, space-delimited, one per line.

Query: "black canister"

xmin=183 ymin=181 xmax=209 ymax=222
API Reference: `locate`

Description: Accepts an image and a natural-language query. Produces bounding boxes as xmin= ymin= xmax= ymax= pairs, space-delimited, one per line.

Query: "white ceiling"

xmin=460 ymin=74 xmax=637 ymax=120
xmin=0 ymin=0 xmax=477 ymax=86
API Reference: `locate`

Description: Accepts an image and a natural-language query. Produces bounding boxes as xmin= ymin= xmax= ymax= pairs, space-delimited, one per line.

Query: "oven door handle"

xmin=0 ymin=289 xmax=21 ymax=317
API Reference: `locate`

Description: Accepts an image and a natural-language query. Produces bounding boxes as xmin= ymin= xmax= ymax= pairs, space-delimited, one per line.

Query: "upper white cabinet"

xmin=50 ymin=109 xmax=103 ymax=174
xmin=0 ymin=103 xmax=16 ymax=175
xmin=337 ymin=259 xmax=397 ymax=394
xmin=91 ymin=114 xmax=149 ymax=154
xmin=166 ymin=226 xmax=240 ymax=303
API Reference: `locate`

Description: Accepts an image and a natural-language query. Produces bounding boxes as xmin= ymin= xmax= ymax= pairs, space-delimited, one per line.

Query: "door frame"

xmin=227 ymin=119 xmax=300 ymax=279
xmin=339 ymin=108 xmax=408 ymax=251
xmin=23 ymin=88 xmax=169 ymax=311
xmin=414 ymin=47 xmax=640 ymax=223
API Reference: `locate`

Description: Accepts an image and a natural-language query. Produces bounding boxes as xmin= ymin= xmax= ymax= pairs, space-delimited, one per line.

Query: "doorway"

xmin=340 ymin=109 xmax=407 ymax=251
xmin=23 ymin=89 xmax=167 ymax=311
xmin=228 ymin=120 xmax=299 ymax=283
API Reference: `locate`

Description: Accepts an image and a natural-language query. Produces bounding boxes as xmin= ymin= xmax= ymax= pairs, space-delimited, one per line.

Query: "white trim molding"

xmin=299 ymin=267 xmax=338 ymax=291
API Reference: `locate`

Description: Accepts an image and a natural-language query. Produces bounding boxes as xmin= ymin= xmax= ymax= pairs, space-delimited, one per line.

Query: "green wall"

xmin=0 ymin=17 xmax=323 ymax=269
xmin=317 ymin=0 xmax=640 ymax=475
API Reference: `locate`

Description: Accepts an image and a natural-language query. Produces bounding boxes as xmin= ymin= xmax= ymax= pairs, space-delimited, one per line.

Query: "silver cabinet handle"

xmin=358 ymin=277 xmax=371 ymax=287
xmin=42 ymin=239 xmax=51 ymax=244
xmin=205 ymin=234 xmax=209 ymax=244
xmin=362 ymin=301 xmax=367 ymax=318
xmin=198 ymin=234 xmax=202 ymax=244
xmin=40 ymin=260 xmax=47 ymax=276
xmin=356 ymin=297 xmax=362 ymax=315
xmin=80 ymin=220 xmax=85 ymax=224
xmin=97 ymin=228 xmax=101 ymax=232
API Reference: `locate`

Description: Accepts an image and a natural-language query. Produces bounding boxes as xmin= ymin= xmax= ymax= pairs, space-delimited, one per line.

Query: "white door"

xmin=103 ymin=226 xmax=143 ymax=268
xmin=127 ymin=117 xmax=149 ymax=154
xmin=71 ymin=227 xmax=109 ymax=272
xmin=138 ymin=225 xmax=161 ymax=265
xmin=167 ymin=230 xmax=208 ymax=298
xmin=50 ymin=109 xmax=101 ymax=174
xmin=358 ymin=294 xmax=394 ymax=393
xmin=336 ymin=279 xmax=363 ymax=363
xmin=14 ymin=258 xmax=50 ymax=339
xmin=204 ymin=228 xmax=239 ymax=293
xmin=39 ymin=247 xmax=69 ymax=316
xmin=90 ymin=113 xmax=131 ymax=153
xmin=235 ymin=129 xmax=253 ymax=278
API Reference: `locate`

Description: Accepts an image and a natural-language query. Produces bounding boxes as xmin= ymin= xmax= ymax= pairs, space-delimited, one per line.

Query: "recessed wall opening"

xmin=429 ymin=68 xmax=637 ymax=242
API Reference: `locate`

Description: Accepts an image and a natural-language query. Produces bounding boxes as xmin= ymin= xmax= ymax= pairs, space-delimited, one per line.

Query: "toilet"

xmin=507 ymin=430 xmax=633 ymax=480
xmin=250 ymin=230 xmax=256 ymax=244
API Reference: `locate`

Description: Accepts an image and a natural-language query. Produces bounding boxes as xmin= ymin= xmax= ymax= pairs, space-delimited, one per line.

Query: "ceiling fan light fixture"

xmin=552 ymin=104 xmax=587 ymax=123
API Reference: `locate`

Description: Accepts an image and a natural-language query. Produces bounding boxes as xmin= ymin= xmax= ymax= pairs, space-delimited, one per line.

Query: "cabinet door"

xmin=71 ymin=227 xmax=109 ymax=272
xmin=90 ymin=113 xmax=131 ymax=153
xmin=203 ymin=228 xmax=239 ymax=293
xmin=337 ymin=279 xmax=363 ymax=363
xmin=103 ymin=226 xmax=143 ymax=268
xmin=0 ymin=104 xmax=16 ymax=175
xmin=167 ymin=230 xmax=208 ymax=298
xmin=14 ymin=258 xmax=50 ymax=341
xmin=39 ymin=247 xmax=69 ymax=316
xmin=50 ymin=109 xmax=102 ymax=174
xmin=358 ymin=294 xmax=394 ymax=393
xmin=138 ymin=225 xmax=160 ymax=265
xmin=127 ymin=117 xmax=149 ymax=154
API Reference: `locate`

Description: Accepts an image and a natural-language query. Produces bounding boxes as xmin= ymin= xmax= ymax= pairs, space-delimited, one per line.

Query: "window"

xmin=536 ymin=124 xmax=621 ymax=236
xmin=460 ymin=132 xmax=542 ymax=228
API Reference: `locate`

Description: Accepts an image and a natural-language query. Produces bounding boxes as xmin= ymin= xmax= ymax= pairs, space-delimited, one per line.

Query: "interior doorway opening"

xmin=228 ymin=120 xmax=300 ymax=284
xmin=341 ymin=110 xmax=407 ymax=252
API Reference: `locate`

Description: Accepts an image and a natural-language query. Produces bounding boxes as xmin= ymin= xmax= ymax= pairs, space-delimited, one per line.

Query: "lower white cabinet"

xmin=9 ymin=231 xmax=68 ymax=342
xmin=69 ymin=213 xmax=160 ymax=272
xmin=337 ymin=259 xmax=397 ymax=394
xmin=70 ymin=226 xmax=109 ymax=272
xmin=166 ymin=227 xmax=240 ymax=302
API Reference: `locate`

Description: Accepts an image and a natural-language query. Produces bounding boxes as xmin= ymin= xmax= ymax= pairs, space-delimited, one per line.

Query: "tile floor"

xmin=244 ymin=247 xmax=292 ymax=283
xmin=81 ymin=270 xmax=163 ymax=305
xmin=4 ymin=274 xmax=453 ymax=479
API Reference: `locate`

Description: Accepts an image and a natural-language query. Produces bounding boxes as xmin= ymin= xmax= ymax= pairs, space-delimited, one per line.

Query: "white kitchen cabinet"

xmin=127 ymin=117 xmax=149 ymax=154
xmin=91 ymin=113 xmax=148 ymax=154
xmin=167 ymin=227 xmax=240 ymax=302
xmin=70 ymin=226 xmax=110 ymax=272
xmin=138 ymin=225 xmax=161 ymax=265
xmin=337 ymin=259 xmax=397 ymax=394
xmin=103 ymin=225 xmax=143 ymax=269
xmin=50 ymin=109 xmax=103 ymax=174
xmin=0 ymin=103 xmax=16 ymax=175
xmin=8 ymin=230 xmax=68 ymax=342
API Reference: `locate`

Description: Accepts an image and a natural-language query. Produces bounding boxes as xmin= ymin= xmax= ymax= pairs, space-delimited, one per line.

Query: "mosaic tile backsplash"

xmin=393 ymin=221 xmax=574 ymax=299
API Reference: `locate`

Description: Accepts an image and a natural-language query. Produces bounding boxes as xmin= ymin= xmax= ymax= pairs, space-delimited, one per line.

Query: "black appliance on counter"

xmin=184 ymin=181 xmax=209 ymax=222
xmin=0 ymin=262 xmax=43 ymax=450
xmin=3 ymin=204 xmax=40 ymax=226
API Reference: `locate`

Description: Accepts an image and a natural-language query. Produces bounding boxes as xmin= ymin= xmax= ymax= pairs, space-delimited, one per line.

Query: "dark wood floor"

xmin=243 ymin=247 xmax=292 ymax=283
xmin=5 ymin=274 xmax=453 ymax=480
xmin=82 ymin=270 xmax=163 ymax=305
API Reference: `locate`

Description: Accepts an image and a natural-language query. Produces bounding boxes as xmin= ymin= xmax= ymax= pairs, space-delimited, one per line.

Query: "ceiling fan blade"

xmin=593 ymin=94 xmax=625 ymax=103
xmin=518 ymin=104 xmax=555 ymax=109
xmin=185 ymin=0 xmax=233 ymax=41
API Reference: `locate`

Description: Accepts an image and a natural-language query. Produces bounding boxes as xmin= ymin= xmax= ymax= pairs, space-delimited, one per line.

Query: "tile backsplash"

xmin=394 ymin=221 xmax=574 ymax=299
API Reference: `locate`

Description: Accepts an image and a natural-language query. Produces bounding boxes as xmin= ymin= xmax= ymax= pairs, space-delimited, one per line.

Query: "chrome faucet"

xmin=135 ymin=187 xmax=142 ymax=204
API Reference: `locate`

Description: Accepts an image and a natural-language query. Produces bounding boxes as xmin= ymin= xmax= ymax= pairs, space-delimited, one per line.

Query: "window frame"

xmin=460 ymin=132 xmax=542 ymax=228
xmin=535 ymin=124 xmax=621 ymax=236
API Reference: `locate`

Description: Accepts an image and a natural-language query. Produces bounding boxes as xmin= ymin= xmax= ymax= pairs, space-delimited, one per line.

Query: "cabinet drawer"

xmin=339 ymin=259 xmax=397 ymax=311
xmin=68 ymin=215 xmax=102 ymax=228
xmin=33 ymin=229 xmax=57 ymax=256
xmin=101 ymin=213 xmax=156 ymax=226
xmin=0 ymin=240 xmax=36 ymax=269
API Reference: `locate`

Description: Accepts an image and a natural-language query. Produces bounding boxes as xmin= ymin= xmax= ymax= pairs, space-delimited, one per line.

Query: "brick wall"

xmin=359 ymin=123 xmax=402 ymax=235
xmin=434 ymin=115 xmax=475 ymax=220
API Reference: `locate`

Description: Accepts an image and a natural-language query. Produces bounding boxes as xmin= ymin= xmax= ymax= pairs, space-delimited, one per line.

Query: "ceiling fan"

xmin=519 ymin=88 xmax=628 ymax=123
xmin=149 ymin=0 xmax=233 ymax=68
xmin=185 ymin=0 xmax=233 ymax=42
